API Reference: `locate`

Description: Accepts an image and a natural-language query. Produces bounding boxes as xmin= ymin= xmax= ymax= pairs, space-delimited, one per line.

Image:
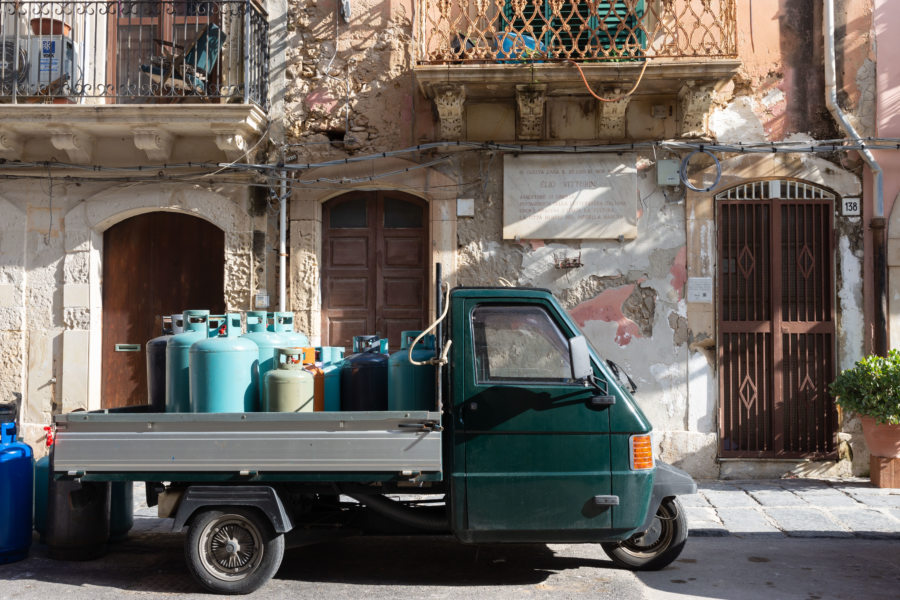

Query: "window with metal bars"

xmin=499 ymin=0 xmax=647 ymax=59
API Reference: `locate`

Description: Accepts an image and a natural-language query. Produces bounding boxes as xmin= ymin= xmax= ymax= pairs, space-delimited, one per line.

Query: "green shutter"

xmin=501 ymin=0 xmax=646 ymax=58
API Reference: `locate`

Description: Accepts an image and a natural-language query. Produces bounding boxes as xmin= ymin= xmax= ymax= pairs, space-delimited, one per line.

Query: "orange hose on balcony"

xmin=565 ymin=57 xmax=650 ymax=102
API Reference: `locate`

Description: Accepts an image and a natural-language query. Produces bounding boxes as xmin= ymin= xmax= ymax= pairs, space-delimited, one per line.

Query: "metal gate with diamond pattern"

xmin=717 ymin=180 xmax=838 ymax=458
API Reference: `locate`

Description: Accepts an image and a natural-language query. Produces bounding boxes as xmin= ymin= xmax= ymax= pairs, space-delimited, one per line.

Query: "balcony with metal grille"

xmin=414 ymin=0 xmax=741 ymax=140
xmin=0 ymin=1 xmax=268 ymax=164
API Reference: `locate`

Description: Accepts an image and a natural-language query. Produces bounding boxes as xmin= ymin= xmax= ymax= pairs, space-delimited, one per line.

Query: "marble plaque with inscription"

xmin=503 ymin=153 xmax=638 ymax=240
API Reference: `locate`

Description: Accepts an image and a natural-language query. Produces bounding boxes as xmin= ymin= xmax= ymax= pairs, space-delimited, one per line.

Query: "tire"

xmin=185 ymin=507 xmax=285 ymax=595
xmin=601 ymin=497 xmax=687 ymax=571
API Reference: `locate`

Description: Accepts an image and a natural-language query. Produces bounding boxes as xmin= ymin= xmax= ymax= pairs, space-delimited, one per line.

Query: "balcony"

xmin=0 ymin=1 xmax=268 ymax=164
xmin=413 ymin=0 xmax=741 ymax=140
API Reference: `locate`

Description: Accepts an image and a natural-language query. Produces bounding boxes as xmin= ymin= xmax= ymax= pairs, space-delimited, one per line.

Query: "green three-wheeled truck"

xmin=49 ymin=286 xmax=696 ymax=594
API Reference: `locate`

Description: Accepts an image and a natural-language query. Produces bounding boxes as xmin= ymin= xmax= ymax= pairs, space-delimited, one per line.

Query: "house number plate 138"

xmin=842 ymin=197 xmax=861 ymax=216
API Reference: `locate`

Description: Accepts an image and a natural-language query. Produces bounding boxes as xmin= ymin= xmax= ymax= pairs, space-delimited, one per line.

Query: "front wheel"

xmin=185 ymin=508 xmax=285 ymax=595
xmin=601 ymin=497 xmax=687 ymax=571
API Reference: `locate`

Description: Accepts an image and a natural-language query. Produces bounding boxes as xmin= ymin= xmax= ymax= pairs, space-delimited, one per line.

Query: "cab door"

xmin=456 ymin=298 xmax=612 ymax=536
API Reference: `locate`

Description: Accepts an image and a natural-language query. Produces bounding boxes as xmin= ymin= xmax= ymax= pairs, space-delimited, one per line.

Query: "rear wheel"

xmin=601 ymin=497 xmax=687 ymax=571
xmin=185 ymin=508 xmax=284 ymax=595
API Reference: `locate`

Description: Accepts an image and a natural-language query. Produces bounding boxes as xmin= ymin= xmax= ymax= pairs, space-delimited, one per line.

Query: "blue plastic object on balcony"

xmin=495 ymin=32 xmax=547 ymax=63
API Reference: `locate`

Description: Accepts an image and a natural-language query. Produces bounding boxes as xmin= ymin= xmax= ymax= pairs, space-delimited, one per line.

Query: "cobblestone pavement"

xmin=685 ymin=478 xmax=900 ymax=539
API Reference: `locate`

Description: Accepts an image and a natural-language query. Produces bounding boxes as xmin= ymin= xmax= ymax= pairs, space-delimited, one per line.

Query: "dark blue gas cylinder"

xmin=108 ymin=481 xmax=134 ymax=542
xmin=146 ymin=315 xmax=177 ymax=412
xmin=1 ymin=423 xmax=34 ymax=564
xmin=341 ymin=337 xmax=389 ymax=411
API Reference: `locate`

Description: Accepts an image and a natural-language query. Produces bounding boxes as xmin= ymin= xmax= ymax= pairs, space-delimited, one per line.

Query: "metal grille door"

xmin=717 ymin=181 xmax=837 ymax=458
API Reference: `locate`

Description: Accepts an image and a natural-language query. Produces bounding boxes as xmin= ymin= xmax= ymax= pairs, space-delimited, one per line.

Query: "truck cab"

xmin=49 ymin=286 xmax=696 ymax=594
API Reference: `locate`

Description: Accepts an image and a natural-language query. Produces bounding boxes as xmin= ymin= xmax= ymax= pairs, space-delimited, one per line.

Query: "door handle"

xmin=590 ymin=394 xmax=616 ymax=406
xmin=115 ymin=344 xmax=141 ymax=352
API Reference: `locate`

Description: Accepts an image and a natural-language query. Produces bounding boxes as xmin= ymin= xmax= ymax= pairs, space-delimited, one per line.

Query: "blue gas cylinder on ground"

xmin=341 ymin=336 xmax=389 ymax=411
xmin=190 ymin=313 xmax=260 ymax=413
xmin=269 ymin=311 xmax=309 ymax=346
xmin=165 ymin=310 xmax=210 ymax=413
xmin=243 ymin=311 xmax=284 ymax=409
xmin=388 ymin=330 xmax=437 ymax=411
xmin=0 ymin=422 xmax=33 ymax=564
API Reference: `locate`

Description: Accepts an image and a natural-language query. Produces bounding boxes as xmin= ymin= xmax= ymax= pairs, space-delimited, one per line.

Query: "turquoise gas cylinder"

xmin=1 ymin=423 xmax=33 ymax=564
xmin=318 ymin=347 xmax=343 ymax=411
xmin=269 ymin=312 xmax=309 ymax=346
xmin=242 ymin=311 xmax=284 ymax=409
xmin=108 ymin=481 xmax=133 ymax=542
xmin=165 ymin=310 xmax=210 ymax=413
xmin=388 ymin=330 xmax=436 ymax=411
xmin=264 ymin=347 xmax=315 ymax=412
xmin=190 ymin=313 xmax=259 ymax=413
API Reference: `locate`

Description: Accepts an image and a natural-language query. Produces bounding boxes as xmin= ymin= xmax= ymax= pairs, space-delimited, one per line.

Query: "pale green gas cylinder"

xmin=268 ymin=312 xmax=309 ymax=347
xmin=242 ymin=311 xmax=283 ymax=409
xmin=190 ymin=314 xmax=259 ymax=413
xmin=264 ymin=347 xmax=315 ymax=412
xmin=165 ymin=310 xmax=210 ymax=413
xmin=388 ymin=330 xmax=436 ymax=411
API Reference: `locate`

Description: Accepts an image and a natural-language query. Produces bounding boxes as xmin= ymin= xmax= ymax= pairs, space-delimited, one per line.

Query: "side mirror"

xmin=569 ymin=335 xmax=592 ymax=381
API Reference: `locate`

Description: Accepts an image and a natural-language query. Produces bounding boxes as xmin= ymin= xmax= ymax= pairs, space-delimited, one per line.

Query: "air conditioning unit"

xmin=0 ymin=37 xmax=28 ymax=95
xmin=25 ymin=35 xmax=78 ymax=95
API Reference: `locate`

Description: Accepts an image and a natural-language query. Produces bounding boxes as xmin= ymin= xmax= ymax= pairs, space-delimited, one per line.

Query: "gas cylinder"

xmin=264 ymin=347 xmax=315 ymax=412
xmin=341 ymin=337 xmax=389 ymax=411
xmin=146 ymin=316 xmax=175 ymax=412
xmin=165 ymin=310 xmax=210 ymax=413
xmin=269 ymin=312 xmax=310 ymax=346
xmin=301 ymin=347 xmax=326 ymax=411
xmin=46 ymin=475 xmax=110 ymax=561
xmin=190 ymin=313 xmax=260 ymax=413
xmin=108 ymin=481 xmax=134 ymax=542
xmin=33 ymin=455 xmax=49 ymax=541
xmin=318 ymin=347 xmax=343 ymax=411
xmin=0 ymin=423 xmax=33 ymax=564
xmin=388 ymin=331 xmax=437 ymax=411
xmin=242 ymin=311 xmax=284 ymax=409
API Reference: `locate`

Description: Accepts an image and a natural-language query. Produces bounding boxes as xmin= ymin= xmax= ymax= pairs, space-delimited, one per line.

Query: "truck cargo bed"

xmin=52 ymin=411 xmax=442 ymax=477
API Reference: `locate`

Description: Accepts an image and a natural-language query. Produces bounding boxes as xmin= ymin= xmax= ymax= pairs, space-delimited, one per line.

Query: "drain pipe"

xmin=279 ymin=169 xmax=287 ymax=313
xmin=824 ymin=0 xmax=887 ymax=355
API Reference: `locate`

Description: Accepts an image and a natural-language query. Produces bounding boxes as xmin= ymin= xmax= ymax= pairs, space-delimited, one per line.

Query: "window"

xmin=500 ymin=0 xmax=647 ymax=58
xmin=472 ymin=305 xmax=573 ymax=384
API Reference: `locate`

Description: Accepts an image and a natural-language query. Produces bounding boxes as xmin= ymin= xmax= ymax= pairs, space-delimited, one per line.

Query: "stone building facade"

xmin=2 ymin=0 xmax=896 ymax=480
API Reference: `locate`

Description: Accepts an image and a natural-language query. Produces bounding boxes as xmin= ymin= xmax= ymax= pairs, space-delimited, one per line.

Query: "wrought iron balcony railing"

xmin=0 ymin=1 xmax=267 ymax=107
xmin=415 ymin=0 xmax=737 ymax=64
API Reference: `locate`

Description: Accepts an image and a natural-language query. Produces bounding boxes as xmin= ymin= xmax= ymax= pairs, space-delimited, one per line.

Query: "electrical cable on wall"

xmin=679 ymin=149 xmax=722 ymax=192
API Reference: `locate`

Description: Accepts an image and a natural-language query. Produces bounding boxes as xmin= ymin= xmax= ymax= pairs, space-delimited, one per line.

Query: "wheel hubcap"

xmin=199 ymin=514 xmax=264 ymax=581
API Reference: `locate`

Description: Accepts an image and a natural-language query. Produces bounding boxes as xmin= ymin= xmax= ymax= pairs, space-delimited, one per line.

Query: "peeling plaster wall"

xmin=0 ymin=180 xmax=256 ymax=452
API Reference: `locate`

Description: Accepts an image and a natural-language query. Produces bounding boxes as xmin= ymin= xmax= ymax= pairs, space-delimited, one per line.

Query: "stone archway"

xmin=62 ymin=183 xmax=254 ymax=411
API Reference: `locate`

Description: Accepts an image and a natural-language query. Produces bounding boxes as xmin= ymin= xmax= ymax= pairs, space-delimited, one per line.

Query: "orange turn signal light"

xmin=630 ymin=434 xmax=654 ymax=470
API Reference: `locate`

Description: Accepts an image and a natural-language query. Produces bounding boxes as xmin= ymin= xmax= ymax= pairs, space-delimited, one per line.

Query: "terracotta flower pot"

xmin=30 ymin=18 xmax=72 ymax=37
xmin=860 ymin=416 xmax=900 ymax=458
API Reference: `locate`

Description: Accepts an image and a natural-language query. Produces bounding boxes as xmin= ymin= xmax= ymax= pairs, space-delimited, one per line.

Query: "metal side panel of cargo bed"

xmin=52 ymin=412 xmax=442 ymax=476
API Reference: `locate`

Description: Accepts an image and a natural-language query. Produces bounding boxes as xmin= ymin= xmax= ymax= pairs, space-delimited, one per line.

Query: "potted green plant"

xmin=829 ymin=350 xmax=900 ymax=458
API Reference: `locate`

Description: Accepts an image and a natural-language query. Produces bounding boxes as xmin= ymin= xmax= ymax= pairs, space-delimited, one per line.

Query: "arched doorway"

xmin=716 ymin=180 xmax=837 ymax=458
xmin=101 ymin=212 xmax=225 ymax=408
xmin=321 ymin=191 xmax=429 ymax=350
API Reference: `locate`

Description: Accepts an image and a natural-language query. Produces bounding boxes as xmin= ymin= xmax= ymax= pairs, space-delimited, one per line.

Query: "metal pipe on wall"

xmin=279 ymin=170 xmax=287 ymax=313
xmin=824 ymin=0 xmax=887 ymax=355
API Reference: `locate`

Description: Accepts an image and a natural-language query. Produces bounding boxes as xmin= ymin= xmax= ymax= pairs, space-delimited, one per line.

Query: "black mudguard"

xmin=172 ymin=485 xmax=294 ymax=533
xmin=637 ymin=461 xmax=696 ymax=532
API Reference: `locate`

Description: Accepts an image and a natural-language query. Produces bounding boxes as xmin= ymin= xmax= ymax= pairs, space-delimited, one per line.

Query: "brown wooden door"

xmin=102 ymin=212 xmax=225 ymax=408
xmin=717 ymin=181 xmax=837 ymax=458
xmin=322 ymin=191 xmax=429 ymax=350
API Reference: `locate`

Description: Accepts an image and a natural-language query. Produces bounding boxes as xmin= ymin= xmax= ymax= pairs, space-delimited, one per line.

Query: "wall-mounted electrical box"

xmin=657 ymin=159 xmax=680 ymax=186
